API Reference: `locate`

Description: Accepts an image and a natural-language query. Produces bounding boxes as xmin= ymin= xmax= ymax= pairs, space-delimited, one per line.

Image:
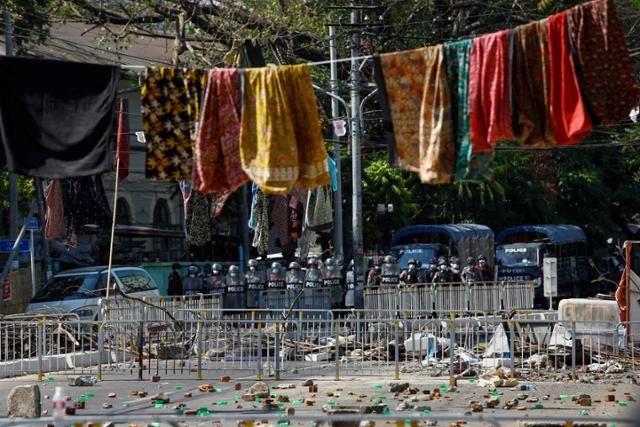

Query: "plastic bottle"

xmin=52 ymin=386 xmax=66 ymax=418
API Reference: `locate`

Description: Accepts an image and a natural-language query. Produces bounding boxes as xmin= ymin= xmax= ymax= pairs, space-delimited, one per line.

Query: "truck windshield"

xmin=392 ymin=247 xmax=439 ymax=268
xmin=496 ymin=246 xmax=539 ymax=268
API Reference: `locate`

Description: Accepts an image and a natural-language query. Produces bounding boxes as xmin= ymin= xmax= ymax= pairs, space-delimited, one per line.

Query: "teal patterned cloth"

xmin=444 ymin=39 xmax=492 ymax=182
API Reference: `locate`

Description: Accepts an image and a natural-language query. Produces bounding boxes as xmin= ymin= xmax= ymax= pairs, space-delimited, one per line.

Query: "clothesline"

xmin=119 ymin=52 xmax=376 ymax=72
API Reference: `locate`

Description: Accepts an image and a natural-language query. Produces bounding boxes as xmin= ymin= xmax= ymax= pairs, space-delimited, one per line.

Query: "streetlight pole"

xmin=350 ymin=3 xmax=364 ymax=286
xmin=329 ymin=26 xmax=344 ymax=260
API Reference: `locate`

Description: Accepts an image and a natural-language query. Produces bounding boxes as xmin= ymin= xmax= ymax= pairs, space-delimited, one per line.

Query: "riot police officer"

xmin=344 ymin=259 xmax=356 ymax=308
xmin=367 ymin=260 xmax=382 ymax=287
xmin=477 ymin=255 xmax=493 ymax=282
xmin=400 ymin=259 xmax=420 ymax=285
xmin=381 ymin=255 xmax=401 ymax=287
xmin=304 ymin=258 xmax=324 ymax=289
xmin=245 ymin=259 xmax=265 ymax=309
xmin=286 ymin=261 xmax=304 ymax=292
xmin=267 ymin=262 xmax=286 ymax=290
xmin=265 ymin=261 xmax=286 ymax=309
xmin=207 ymin=263 xmax=225 ymax=296
xmin=406 ymin=261 xmax=421 ymax=285
xmin=432 ymin=256 xmax=451 ymax=284
xmin=224 ymin=265 xmax=245 ymax=309
xmin=183 ymin=264 xmax=203 ymax=295
xmin=323 ymin=257 xmax=344 ymax=309
xmin=423 ymin=257 xmax=438 ymax=284
xmin=461 ymin=256 xmax=481 ymax=285
xmin=449 ymin=256 xmax=462 ymax=283
xmin=303 ymin=259 xmax=323 ymax=310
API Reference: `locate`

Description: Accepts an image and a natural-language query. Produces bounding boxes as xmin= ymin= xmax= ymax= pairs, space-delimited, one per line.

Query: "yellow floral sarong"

xmin=239 ymin=64 xmax=329 ymax=195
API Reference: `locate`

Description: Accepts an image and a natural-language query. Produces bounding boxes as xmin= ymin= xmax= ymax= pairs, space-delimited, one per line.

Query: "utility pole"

xmin=3 ymin=10 xmax=17 ymax=240
xmin=329 ymin=26 xmax=344 ymax=261
xmin=350 ymin=3 xmax=364 ymax=285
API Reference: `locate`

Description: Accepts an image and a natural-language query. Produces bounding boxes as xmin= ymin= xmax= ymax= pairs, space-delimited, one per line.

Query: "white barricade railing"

xmin=502 ymin=281 xmax=535 ymax=311
xmin=0 ymin=317 xmax=635 ymax=382
xmin=469 ymin=283 xmax=501 ymax=312
xmin=365 ymin=281 xmax=535 ymax=317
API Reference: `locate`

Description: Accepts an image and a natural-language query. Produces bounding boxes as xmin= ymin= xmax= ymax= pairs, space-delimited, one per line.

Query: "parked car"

xmin=26 ymin=266 xmax=160 ymax=320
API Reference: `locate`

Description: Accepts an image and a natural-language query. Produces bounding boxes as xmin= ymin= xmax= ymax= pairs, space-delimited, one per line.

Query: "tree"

xmin=362 ymin=157 xmax=417 ymax=250
xmin=0 ymin=173 xmax=34 ymax=236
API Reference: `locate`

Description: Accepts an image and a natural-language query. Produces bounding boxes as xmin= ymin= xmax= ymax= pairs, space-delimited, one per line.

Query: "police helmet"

xmin=229 ymin=265 xmax=240 ymax=274
xmin=188 ymin=265 xmax=199 ymax=275
xmin=407 ymin=258 xmax=417 ymax=266
xmin=325 ymin=257 xmax=335 ymax=266
xmin=383 ymin=255 xmax=396 ymax=264
xmin=437 ymin=256 xmax=448 ymax=265
xmin=271 ymin=261 xmax=281 ymax=270
xmin=212 ymin=263 xmax=222 ymax=273
xmin=478 ymin=255 xmax=487 ymax=264
xmin=288 ymin=261 xmax=301 ymax=270
xmin=248 ymin=259 xmax=258 ymax=268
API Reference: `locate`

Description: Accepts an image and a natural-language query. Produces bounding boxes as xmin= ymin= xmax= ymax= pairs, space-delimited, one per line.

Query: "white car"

xmin=26 ymin=266 xmax=160 ymax=321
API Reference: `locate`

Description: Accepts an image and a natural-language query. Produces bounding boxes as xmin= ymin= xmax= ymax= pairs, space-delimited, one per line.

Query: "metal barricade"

xmin=398 ymin=284 xmax=434 ymax=316
xmin=0 ymin=316 xmax=635 ymax=382
xmin=434 ymin=283 xmax=468 ymax=312
xmin=261 ymin=289 xmax=332 ymax=316
xmin=502 ymin=281 xmax=535 ymax=311
xmin=469 ymin=282 xmax=501 ymax=312
xmin=363 ymin=286 xmax=398 ymax=318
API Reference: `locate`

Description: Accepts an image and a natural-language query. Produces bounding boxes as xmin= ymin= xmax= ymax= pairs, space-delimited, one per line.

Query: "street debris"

xmin=250 ymin=382 xmax=270 ymax=398
xmin=587 ymin=361 xmax=625 ymax=374
xmin=67 ymin=376 xmax=97 ymax=387
xmin=7 ymin=385 xmax=41 ymax=418
xmin=477 ymin=368 xmax=518 ymax=388
xmin=389 ymin=382 xmax=410 ymax=393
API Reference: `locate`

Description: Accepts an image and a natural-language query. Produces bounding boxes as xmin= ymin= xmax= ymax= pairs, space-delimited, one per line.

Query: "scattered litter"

xmin=67 ymin=376 xmax=96 ymax=387
xmin=477 ymin=368 xmax=518 ymax=388
xmin=272 ymin=383 xmax=296 ymax=389
xmin=587 ymin=361 xmax=625 ymax=374
xmin=250 ymin=382 xmax=270 ymax=398
xmin=525 ymin=354 xmax=548 ymax=369
xmin=389 ymin=383 xmax=410 ymax=393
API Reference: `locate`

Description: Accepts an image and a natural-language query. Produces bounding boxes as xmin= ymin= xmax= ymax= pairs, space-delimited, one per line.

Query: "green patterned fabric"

xmin=444 ymin=39 xmax=492 ymax=182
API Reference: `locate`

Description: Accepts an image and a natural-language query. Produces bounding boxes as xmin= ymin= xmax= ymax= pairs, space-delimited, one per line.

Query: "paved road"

xmin=0 ymin=369 xmax=637 ymax=426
